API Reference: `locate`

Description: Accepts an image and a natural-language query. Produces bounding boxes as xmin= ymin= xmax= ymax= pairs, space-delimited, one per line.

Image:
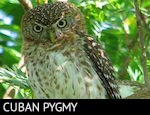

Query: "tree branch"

xmin=18 ymin=0 xmax=33 ymax=11
xmin=126 ymin=87 xmax=150 ymax=99
xmin=134 ymin=0 xmax=150 ymax=87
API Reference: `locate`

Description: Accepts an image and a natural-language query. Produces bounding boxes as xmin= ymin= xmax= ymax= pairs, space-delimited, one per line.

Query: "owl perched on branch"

xmin=21 ymin=1 xmax=121 ymax=99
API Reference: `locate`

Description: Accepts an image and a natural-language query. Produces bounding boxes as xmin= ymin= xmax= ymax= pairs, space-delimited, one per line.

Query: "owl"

xmin=21 ymin=1 xmax=121 ymax=99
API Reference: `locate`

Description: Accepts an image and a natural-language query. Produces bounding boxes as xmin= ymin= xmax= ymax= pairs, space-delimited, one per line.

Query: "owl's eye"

xmin=57 ymin=19 xmax=67 ymax=28
xmin=33 ymin=24 xmax=43 ymax=33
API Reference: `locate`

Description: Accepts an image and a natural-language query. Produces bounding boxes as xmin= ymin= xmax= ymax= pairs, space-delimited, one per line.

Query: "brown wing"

xmin=83 ymin=36 xmax=121 ymax=99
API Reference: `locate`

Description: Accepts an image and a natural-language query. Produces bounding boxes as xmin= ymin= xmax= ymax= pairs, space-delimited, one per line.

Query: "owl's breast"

xmin=24 ymin=44 xmax=107 ymax=99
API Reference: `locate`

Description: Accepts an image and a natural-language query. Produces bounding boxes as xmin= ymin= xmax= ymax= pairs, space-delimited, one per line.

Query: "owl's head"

xmin=21 ymin=1 xmax=85 ymax=43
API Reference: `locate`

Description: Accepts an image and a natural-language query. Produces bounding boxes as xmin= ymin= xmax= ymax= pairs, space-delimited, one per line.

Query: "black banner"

xmin=0 ymin=99 xmax=148 ymax=113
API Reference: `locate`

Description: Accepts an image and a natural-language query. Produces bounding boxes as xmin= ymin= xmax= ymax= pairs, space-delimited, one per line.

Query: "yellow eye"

xmin=33 ymin=24 xmax=43 ymax=33
xmin=57 ymin=19 xmax=67 ymax=28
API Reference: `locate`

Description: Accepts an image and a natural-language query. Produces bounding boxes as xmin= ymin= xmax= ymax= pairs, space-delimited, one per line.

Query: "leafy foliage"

xmin=0 ymin=0 xmax=149 ymax=98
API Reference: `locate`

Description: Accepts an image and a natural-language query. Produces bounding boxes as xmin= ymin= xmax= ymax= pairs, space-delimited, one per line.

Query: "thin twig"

xmin=56 ymin=0 xmax=68 ymax=1
xmin=18 ymin=0 xmax=33 ymax=11
xmin=134 ymin=0 xmax=150 ymax=87
xmin=119 ymin=57 xmax=130 ymax=78
xmin=119 ymin=14 xmax=139 ymax=79
xmin=37 ymin=0 xmax=40 ymax=5
xmin=119 ymin=18 xmax=130 ymax=78
xmin=37 ymin=0 xmax=48 ymax=5
xmin=119 ymin=33 xmax=138 ymax=78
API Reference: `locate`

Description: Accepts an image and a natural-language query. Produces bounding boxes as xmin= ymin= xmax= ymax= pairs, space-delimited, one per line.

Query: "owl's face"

xmin=21 ymin=2 xmax=85 ymax=43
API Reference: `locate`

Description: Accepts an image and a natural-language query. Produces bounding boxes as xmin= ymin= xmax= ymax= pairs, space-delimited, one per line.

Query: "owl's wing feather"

xmin=83 ymin=36 xmax=121 ymax=99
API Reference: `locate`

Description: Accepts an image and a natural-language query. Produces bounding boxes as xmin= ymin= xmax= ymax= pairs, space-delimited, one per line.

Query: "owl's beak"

xmin=49 ymin=31 xmax=55 ymax=43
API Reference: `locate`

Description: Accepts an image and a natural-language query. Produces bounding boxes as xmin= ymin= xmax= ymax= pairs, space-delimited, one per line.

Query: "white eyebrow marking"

xmin=34 ymin=22 xmax=47 ymax=28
